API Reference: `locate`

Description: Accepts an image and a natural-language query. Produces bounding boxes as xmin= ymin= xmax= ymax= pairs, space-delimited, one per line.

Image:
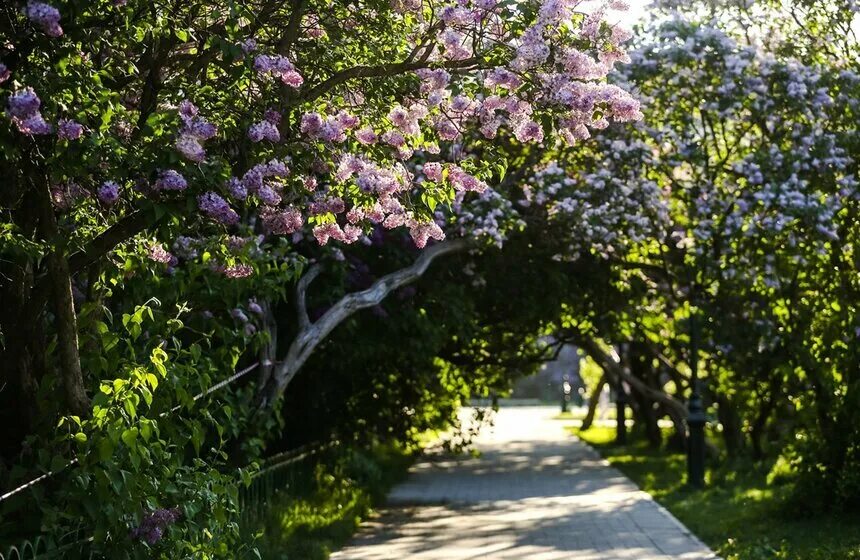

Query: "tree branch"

xmin=573 ymin=333 xmax=689 ymax=420
xmin=296 ymin=58 xmax=480 ymax=105
xmin=296 ymin=263 xmax=322 ymax=332
xmin=258 ymin=239 xmax=468 ymax=407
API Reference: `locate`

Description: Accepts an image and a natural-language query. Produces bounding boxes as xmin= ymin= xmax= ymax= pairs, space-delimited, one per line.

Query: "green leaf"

xmin=121 ymin=427 xmax=139 ymax=449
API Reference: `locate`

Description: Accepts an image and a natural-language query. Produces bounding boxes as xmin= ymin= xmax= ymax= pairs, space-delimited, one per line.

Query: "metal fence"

xmin=238 ymin=440 xmax=338 ymax=529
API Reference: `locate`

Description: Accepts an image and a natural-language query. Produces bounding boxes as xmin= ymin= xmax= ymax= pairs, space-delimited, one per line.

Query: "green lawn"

xmin=575 ymin=426 xmax=860 ymax=560
xmin=242 ymin=443 xmax=414 ymax=559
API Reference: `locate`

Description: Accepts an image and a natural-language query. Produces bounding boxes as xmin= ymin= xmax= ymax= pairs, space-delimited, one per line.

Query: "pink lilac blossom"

xmin=355 ymin=126 xmax=378 ymax=144
xmin=447 ymin=166 xmax=488 ymax=193
xmin=213 ymin=263 xmax=254 ymax=278
xmin=422 ymin=162 xmax=443 ymax=181
xmin=148 ymin=244 xmax=173 ymax=264
xmin=312 ymin=223 xmax=362 ymax=245
xmin=254 ymin=54 xmax=304 ymax=87
xmin=261 ymin=207 xmax=303 ymax=234
xmin=407 ymin=218 xmax=445 ymax=248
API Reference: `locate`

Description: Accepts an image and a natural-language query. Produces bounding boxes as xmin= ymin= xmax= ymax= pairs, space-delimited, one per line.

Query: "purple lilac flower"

xmin=172 ymin=236 xmax=199 ymax=260
xmin=355 ymin=126 xmax=377 ymax=145
xmin=240 ymin=38 xmax=257 ymax=54
xmin=26 ymin=1 xmax=62 ymax=37
xmin=230 ymin=308 xmax=249 ymax=322
xmin=130 ymin=507 xmax=182 ymax=545
xmin=256 ymin=183 xmax=282 ymax=205
xmin=176 ymin=100 xmax=217 ymax=161
xmin=7 ymin=88 xmax=41 ymax=119
xmin=0 ymin=63 xmax=10 ymax=83
xmin=175 ymin=135 xmax=205 ymax=161
xmin=97 ymin=181 xmax=120 ymax=205
xmin=198 ymin=192 xmax=240 ymax=225
xmin=57 ymin=119 xmax=83 ymax=140
xmin=248 ymin=120 xmax=280 ymax=142
xmin=422 ymin=162 xmax=443 ymax=181
xmin=154 ymin=169 xmax=187 ymax=191
xmin=248 ymin=298 xmax=264 ymax=316
xmin=16 ymin=113 xmax=53 ymax=135
xmin=227 ymin=177 xmax=247 ymax=200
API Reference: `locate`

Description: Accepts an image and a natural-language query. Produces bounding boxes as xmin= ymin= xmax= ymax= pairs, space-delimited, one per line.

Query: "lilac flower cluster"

xmin=212 ymin=263 xmax=254 ymax=278
xmin=229 ymin=159 xmax=291 ymax=203
xmin=154 ymin=169 xmax=188 ymax=191
xmin=176 ymin=100 xmax=217 ymax=162
xmin=260 ymin=206 xmax=304 ymax=235
xmin=254 ymin=54 xmax=304 ymax=88
xmin=0 ymin=63 xmax=9 ymax=83
xmin=97 ymin=181 xmax=121 ymax=205
xmin=312 ymin=222 xmax=363 ymax=245
xmin=130 ymin=507 xmax=181 ymax=545
xmin=26 ymin=1 xmax=62 ymax=37
xmin=300 ymin=111 xmax=358 ymax=143
xmin=6 ymin=88 xmax=52 ymax=135
xmin=198 ymin=192 xmax=240 ymax=225
xmin=148 ymin=243 xmax=174 ymax=264
xmin=57 ymin=119 xmax=83 ymax=140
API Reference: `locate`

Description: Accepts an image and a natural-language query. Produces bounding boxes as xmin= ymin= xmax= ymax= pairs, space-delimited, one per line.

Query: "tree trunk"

xmin=715 ymin=393 xmax=744 ymax=459
xmin=581 ymin=372 xmax=608 ymax=430
xmin=37 ymin=180 xmax=89 ymax=415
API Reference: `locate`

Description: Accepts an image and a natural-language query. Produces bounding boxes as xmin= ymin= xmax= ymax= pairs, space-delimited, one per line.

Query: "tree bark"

xmin=36 ymin=181 xmax=89 ymax=415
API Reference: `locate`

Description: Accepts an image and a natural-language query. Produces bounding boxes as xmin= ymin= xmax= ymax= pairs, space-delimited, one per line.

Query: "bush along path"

xmin=332 ymin=407 xmax=718 ymax=560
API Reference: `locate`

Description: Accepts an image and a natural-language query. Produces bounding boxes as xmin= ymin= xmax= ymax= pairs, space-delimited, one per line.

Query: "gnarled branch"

xmin=258 ymin=239 xmax=468 ymax=407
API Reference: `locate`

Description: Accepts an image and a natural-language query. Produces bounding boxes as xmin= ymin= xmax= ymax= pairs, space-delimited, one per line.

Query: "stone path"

xmin=332 ymin=406 xmax=719 ymax=560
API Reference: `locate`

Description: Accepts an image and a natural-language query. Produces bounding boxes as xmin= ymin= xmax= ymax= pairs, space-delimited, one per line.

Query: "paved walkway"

xmin=332 ymin=407 xmax=719 ymax=560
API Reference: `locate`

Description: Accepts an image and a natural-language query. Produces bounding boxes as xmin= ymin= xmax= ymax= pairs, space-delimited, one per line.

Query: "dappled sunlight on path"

xmin=331 ymin=407 xmax=719 ymax=560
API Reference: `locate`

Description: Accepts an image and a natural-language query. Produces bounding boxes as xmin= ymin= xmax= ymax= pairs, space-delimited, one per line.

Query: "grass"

xmin=574 ymin=426 xmax=860 ymax=560
xmin=242 ymin=443 xmax=414 ymax=559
